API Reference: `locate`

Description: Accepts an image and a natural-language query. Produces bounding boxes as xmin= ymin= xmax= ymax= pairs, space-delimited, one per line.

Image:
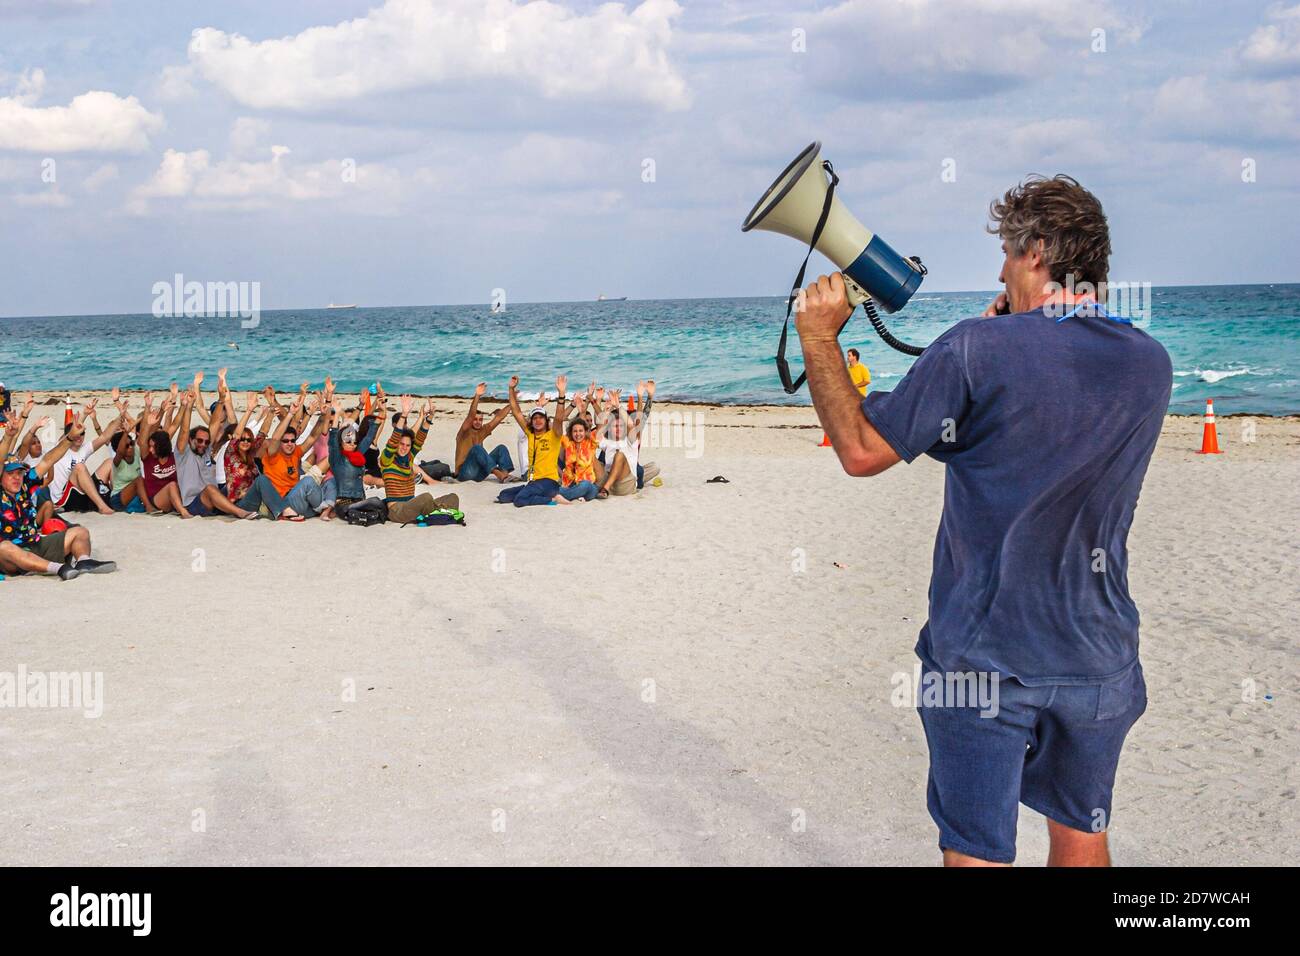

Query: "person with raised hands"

xmin=104 ymin=398 xmax=145 ymax=513
xmin=238 ymin=380 xmax=335 ymax=520
xmin=379 ymin=395 xmax=459 ymax=523
xmin=0 ymin=391 xmax=36 ymax=460
xmin=173 ymin=376 xmax=257 ymax=520
xmin=498 ymin=374 xmax=567 ymax=507
xmin=47 ymin=398 xmax=120 ymax=516
xmin=0 ymin=420 xmax=117 ymax=581
xmin=556 ymin=394 xmax=607 ymax=503
xmin=223 ymin=391 xmax=266 ymax=506
xmin=327 ymin=395 xmax=380 ymax=518
xmin=454 ymin=382 xmax=514 ymax=482
xmin=136 ymin=391 xmax=190 ymax=517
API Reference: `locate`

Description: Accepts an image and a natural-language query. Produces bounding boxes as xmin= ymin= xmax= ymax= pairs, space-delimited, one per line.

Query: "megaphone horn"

xmin=743 ymin=142 xmax=927 ymax=392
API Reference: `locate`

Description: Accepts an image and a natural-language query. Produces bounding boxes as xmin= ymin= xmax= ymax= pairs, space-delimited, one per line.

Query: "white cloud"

xmin=0 ymin=71 xmax=164 ymax=153
xmin=1238 ymin=3 xmax=1300 ymax=76
xmin=127 ymin=140 xmax=402 ymax=214
xmin=182 ymin=0 xmax=689 ymax=112
xmin=82 ymin=162 xmax=118 ymax=191
xmin=13 ymin=188 xmax=71 ymax=208
xmin=806 ymin=0 xmax=1139 ymax=99
xmin=1150 ymin=73 xmax=1300 ymax=142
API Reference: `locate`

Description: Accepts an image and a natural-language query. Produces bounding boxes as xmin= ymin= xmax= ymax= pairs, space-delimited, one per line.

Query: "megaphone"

xmin=743 ymin=141 xmax=927 ymax=392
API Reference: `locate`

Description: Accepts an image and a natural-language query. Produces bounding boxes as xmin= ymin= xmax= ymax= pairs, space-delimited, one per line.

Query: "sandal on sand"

xmin=597 ymin=488 xmax=609 ymax=499
xmin=278 ymin=513 xmax=305 ymax=522
xmin=706 ymin=475 xmax=730 ymax=484
xmin=241 ymin=512 xmax=261 ymax=521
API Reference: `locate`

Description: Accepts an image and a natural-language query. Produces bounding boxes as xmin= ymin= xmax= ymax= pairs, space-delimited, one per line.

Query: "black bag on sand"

xmin=343 ymin=498 xmax=388 ymax=527
xmin=420 ymin=460 xmax=453 ymax=480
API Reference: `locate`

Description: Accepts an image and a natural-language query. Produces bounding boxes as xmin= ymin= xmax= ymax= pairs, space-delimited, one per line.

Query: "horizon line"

xmin=2 ymin=279 xmax=1298 ymax=322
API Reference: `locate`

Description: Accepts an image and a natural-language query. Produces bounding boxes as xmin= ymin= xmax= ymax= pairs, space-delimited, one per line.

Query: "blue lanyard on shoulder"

xmin=1055 ymin=301 xmax=1131 ymax=325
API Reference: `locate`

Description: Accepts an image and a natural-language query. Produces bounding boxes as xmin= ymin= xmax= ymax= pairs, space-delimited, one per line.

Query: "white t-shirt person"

xmin=49 ymin=441 xmax=91 ymax=504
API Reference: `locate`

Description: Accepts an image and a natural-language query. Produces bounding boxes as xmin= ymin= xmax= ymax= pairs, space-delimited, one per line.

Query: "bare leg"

xmin=71 ymin=462 xmax=113 ymax=514
xmin=199 ymin=484 xmax=252 ymax=518
xmin=63 ymin=525 xmax=91 ymax=562
xmin=36 ymin=498 xmax=55 ymax=526
xmin=597 ymin=452 xmax=629 ymax=496
xmin=1046 ymin=818 xmax=1110 ymax=867
xmin=119 ymin=476 xmax=143 ymax=509
xmin=156 ymin=482 xmax=192 ymax=518
xmin=0 ymin=541 xmax=58 ymax=575
xmin=942 ymin=849 xmax=1011 ymax=868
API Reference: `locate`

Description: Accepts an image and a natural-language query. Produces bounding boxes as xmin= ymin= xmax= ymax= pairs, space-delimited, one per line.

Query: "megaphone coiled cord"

xmin=863 ymin=297 xmax=925 ymax=357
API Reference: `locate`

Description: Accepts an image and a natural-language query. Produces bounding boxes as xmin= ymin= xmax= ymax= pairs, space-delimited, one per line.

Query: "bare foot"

xmin=552 ymin=495 xmax=573 ymax=505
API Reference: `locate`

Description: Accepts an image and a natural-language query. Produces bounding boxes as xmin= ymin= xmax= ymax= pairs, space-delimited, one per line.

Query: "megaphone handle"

xmin=842 ymin=275 xmax=869 ymax=307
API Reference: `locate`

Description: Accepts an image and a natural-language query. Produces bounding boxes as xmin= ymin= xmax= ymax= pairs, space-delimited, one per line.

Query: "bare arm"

xmin=34 ymin=428 xmax=78 ymax=480
xmin=506 ymin=376 xmax=526 ymax=430
xmin=552 ymin=375 xmax=568 ymax=437
xmin=797 ymin=273 xmax=900 ymax=477
xmin=461 ymin=383 xmax=485 ymax=435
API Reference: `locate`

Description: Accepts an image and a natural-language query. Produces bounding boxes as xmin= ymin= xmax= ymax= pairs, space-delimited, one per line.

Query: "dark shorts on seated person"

xmin=13 ymin=530 xmax=69 ymax=567
xmin=182 ymin=495 xmax=213 ymax=517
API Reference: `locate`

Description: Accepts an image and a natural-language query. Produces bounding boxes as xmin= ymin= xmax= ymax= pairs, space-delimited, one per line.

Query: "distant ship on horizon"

xmin=596 ymin=293 xmax=627 ymax=302
xmin=326 ymin=302 xmax=357 ymax=309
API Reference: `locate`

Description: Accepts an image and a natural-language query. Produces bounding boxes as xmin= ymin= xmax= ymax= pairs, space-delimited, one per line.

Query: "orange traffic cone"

xmin=1196 ymin=399 xmax=1222 ymax=455
xmin=626 ymin=395 xmax=636 ymax=414
xmin=819 ymin=432 xmax=832 ymax=447
xmin=63 ymin=398 xmax=73 ymax=428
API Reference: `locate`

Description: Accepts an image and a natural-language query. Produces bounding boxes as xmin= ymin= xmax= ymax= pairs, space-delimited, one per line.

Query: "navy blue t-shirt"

xmin=862 ymin=304 xmax=1172 ymax=684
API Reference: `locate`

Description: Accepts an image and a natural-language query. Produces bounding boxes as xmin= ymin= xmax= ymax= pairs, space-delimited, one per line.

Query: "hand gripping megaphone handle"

xmin=775 ymin=161 xmax=925 ymax=393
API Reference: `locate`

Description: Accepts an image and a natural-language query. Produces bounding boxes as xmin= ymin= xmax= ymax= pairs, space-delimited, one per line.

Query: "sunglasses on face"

xmin=239 ymin=438 xmax=252 ymax=444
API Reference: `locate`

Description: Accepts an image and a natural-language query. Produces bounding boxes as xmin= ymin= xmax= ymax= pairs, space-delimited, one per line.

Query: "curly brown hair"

xmin=987 ymin=175 xmax=1110 ymax=288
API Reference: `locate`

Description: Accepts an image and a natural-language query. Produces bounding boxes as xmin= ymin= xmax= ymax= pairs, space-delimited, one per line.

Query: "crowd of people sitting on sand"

xmin=0 ymin=372 xmax=662 ymax=581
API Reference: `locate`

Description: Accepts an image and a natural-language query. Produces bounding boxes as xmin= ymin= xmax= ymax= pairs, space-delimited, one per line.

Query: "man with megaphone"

xmin=778 ymin=169 xmax=1172 ymax=866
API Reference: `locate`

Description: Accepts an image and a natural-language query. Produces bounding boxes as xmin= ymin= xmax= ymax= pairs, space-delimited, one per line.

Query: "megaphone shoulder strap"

xmin=776 ymin=160 xmax=853 ymax=395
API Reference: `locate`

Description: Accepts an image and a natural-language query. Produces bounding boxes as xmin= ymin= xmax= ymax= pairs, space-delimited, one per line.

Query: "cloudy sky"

xmin=1 ymin=0 xmax=1297 ymax=316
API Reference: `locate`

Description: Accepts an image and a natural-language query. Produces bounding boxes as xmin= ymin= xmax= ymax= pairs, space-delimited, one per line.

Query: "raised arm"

xmin=303 ymin=377 xmax=335 ymax=447
xmin=0 ymin=393 xmax=34 ymax=458
xmin=189 ymin=371 xmax=210 ymax=426
xmin=552 ymin=375 xmax=568 ymax=436
xmin=460 ymin=383 xmax=485 ymax=435
xmin=262 ymin=393 xmax=301 ymax=459
xmin=175 ymin=392 xmax=195 ymax=452
xmin=34 ymin=424 xmax=79 ymax=480
xmin=506 ymin=376 xmax=526 ymax=430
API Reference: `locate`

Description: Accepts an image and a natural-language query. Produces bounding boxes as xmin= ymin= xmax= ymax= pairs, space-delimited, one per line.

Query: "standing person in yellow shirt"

xmin=847 ymin=348 xmax=871 ymax=396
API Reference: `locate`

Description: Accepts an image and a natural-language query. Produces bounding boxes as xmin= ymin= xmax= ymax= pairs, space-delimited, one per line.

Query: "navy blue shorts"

xmin=182 ymin=495 xmax=213 ymax=517
xmin=916 ymin=649 xmax=1147 ymax=863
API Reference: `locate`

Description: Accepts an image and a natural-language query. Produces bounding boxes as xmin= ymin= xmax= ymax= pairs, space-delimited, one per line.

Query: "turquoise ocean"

xmin=2 ymin=284 xmax=1297 ymax=415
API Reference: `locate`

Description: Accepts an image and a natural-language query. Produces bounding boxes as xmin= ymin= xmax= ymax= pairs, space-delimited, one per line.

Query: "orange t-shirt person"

xmin=262 ymin=439 xmax=306 ymax=496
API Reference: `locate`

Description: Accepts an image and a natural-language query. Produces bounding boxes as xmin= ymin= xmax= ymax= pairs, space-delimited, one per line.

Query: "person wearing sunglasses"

xmin=328 ymin=402 xmax=379 ymax=517
xmin=223 ymin=391 xmax=266 ymax=506
xmin=238 ymin=385 xmax=335 ymax=520
xmin=174 ymin=386 xmax=258 ymax=520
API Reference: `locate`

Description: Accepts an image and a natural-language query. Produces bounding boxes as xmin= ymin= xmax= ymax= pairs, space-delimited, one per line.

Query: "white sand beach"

xmin=1 ymin=394 xmax=1296 ymax=865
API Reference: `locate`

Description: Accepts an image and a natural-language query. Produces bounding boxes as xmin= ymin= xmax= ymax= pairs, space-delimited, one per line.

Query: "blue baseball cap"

xmin=3 ymin=456 xmax=26 ymax=473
